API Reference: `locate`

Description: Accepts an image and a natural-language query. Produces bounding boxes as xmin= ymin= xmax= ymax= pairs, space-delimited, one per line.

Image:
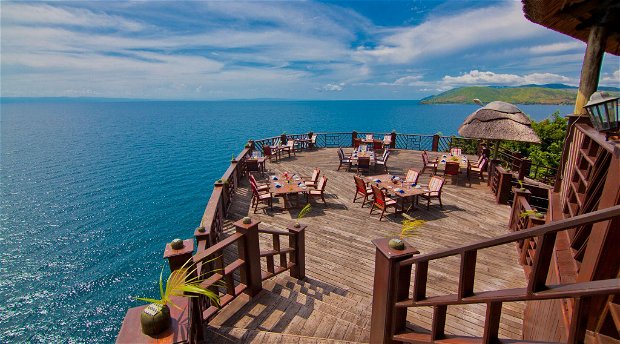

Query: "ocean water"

xmin=0 ymin=100 xmax=573 ymax=342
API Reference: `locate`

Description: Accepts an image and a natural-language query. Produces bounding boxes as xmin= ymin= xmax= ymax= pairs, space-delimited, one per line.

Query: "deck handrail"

xmin=399 ymin=205 xmax=619 ymax=265
xmin=370 ymin=205 xmax=620 ymax=343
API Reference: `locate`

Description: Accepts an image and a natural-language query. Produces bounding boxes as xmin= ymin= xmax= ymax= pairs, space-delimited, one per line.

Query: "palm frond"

xmin=297 ymin=203 xmax=312 ymax=220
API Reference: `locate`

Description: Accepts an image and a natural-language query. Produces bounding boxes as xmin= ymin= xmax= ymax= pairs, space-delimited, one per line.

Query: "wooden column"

xmin=234 ymin=218 xmax=263 ymax=296
xmin=390 ymin=131 xmax=397 ymax=149
xmin=574 ymin=25 xmax=608 ymax=115
xmin=496 ymin=167 xmax=513 ymax=204
xmin=287 ymin=223 xmax=306 ymax=279
xmin=352 ymin=131 xmax=358 ymax=147
xmin=369 ymin=238 xmax=419 ymax=344
xmin=163 ymin=239 xmax=194 ymax=272
xmin=432 ymin=134 xmax=440 ymax=152
xmin=518 ymin=159 xmax=532 ymax=181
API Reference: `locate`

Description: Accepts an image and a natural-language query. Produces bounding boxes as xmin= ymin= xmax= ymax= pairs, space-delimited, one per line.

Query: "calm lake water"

xmin=0 ymin=100 xmax=573 ymax=342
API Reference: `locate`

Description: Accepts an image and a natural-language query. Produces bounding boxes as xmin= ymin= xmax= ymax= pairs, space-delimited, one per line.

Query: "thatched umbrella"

xmin=458 ymin=101 xmax=541 ymax=158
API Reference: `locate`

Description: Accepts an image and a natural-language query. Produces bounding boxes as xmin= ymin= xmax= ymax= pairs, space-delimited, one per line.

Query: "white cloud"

xmin=442 ymin=70 xmax=572 ymax=86
xmin=529 ymin=42 xmax=583 ymax=54
xmin=355 ymin=1 xmax=542 ymax=64
xmin=601 ymin=69 xmax=620 ymax=84
xmin=320 ymin=83 xmax=344 ymax=92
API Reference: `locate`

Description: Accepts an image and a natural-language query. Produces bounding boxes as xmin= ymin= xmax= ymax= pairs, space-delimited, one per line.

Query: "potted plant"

xmin=516 ymin=180 xmax=527 ymax=192
xmin=294 ymin=203 xmax=312 ymax=228
xmin=519 ymin=209 xmax=544 ymax=219
xmin=388 ymin=214 xmax=425 ymax=250
xmin=135 ymin=258 xmax=220 ymax=336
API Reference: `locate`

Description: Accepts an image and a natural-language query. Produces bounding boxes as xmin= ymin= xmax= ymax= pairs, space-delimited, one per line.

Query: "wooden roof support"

xmin=574 ymin=25 xmax=608 ymax=115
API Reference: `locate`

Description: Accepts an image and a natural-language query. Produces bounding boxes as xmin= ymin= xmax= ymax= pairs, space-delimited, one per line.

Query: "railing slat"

xmin=483 ymin=302 xmax=502 ymax=343
xmin=458 ymin=250 xmax=477 ymax=300
xmin=431 ymin=305 xmax=447 ymax=340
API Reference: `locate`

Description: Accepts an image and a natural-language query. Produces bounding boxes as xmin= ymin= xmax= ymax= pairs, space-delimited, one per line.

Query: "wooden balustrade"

xmin=369 ymin=205 xmax=620 ymax=343
xmin=258 ymin=223 xmax=306 ymax=280
xmin=488 ymin=163 xmax=513 ymax=204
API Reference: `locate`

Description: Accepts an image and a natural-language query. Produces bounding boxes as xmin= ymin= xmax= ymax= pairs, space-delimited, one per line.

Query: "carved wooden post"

xmin=214 ymin=180 xmax=227 ymax=223
xmin=574 ymin=25 xmax=607 ymax=116
xmin=496 ymin=167 xmax=513 ymax=204
xmin=370 ymin=238 xmax=419 ymax=344
xmin=432 ymin=134 xmax=440 ymax=152
xmin=163 ymin=239 xmax=194 ymax=272
xmin=287 ymin=224 xmax=306 ymax=279
xmin=194 ymin=226 xmax=211 ymax=248
xmin=509 ymin=189 xmax=531 ymax=229
xmin=518 ymin=159 xmax=532 ymax=181
xmin=390 ymin=131 xmax=396 ymax=149
xmin=234 ymin=218 xmax=263 ymax=296
xmin=352 ymin=131 xmax=358 ymax=147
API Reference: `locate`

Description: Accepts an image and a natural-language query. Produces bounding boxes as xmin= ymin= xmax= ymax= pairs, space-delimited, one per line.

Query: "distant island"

xmin=421 ymin=84 xmax=620 ymax=105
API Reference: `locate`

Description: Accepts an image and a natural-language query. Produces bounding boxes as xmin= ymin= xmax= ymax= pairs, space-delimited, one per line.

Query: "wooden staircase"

xmin=205 ymin=274 xmax=372 ymax=343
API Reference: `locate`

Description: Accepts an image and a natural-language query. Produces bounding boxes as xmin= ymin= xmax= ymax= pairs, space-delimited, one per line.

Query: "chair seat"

xmin=342 ymin=158 xmax=352 ymax=163
xmin=470 ymin=167 xmax=483 ymax=172
xmin=304 ymin=181 xmax=317 ymax=186
xmin=256 ymin=184 xmax=269 ymax=191
xmin=384 ymin=197 xmax=396 ymax=205
xmin=258 ymin=193 xmax=271 ymax=200
xmin=426 ymin=162 xmax=438 ymax=167
xmin=309 ymin=190 xmax=322 ymax=195
xmin=420 ymin=191 xmax=439 ymax=198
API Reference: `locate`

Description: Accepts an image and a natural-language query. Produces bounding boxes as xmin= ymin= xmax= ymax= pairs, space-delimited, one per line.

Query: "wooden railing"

xmin=253 ymin=131 xmax=480 ymax=153
xmin=369 ymin=205 xmax=620 ymax=343
xmin=508 ymin=189 xmax=547 ymax=270
xmin=187 ymin=218 xmax=306 ymax=343
xmin=497 ymin=147 xmax=558 ymax=183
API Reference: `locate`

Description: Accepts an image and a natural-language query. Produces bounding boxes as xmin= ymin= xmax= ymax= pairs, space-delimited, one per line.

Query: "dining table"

xmin=365 ymin=174 xmax=427 ymax=212
xmin=268 ymin=173 xmax=307 ymax=210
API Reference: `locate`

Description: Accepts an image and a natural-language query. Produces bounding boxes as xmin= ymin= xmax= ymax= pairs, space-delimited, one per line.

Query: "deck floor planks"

xmin=226 ymin=148 xmax=527 ymax=339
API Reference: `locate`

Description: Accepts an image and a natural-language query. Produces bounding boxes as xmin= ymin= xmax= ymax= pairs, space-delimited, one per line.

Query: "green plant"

xmin=519 ymin=209 xmax=544 ymax=219
xmin=399 ymin=214 xmax=424 ymax=239
xmin=297 ymin=203 xmax=312 ymax=220
xmin=517 ymin=180 xmax=526 ymax=191
xmin=136 ymin=258 xmax=220 ymax=310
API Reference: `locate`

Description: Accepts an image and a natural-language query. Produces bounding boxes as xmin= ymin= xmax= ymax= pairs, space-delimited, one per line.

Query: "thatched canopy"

xmin=458 ymin=101 xmax=541 ymax=144
xmin=522 ymin=0 xmax=620 ymax=56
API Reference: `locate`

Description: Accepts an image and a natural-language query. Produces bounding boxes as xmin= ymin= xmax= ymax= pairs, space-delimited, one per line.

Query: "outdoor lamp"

xmin=584 ymin=91 xmax=619 ymax=139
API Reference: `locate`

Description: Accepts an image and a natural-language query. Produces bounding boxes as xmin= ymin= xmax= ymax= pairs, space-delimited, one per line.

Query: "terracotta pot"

xmin=140 ymin=303 xmax=171 ymax=336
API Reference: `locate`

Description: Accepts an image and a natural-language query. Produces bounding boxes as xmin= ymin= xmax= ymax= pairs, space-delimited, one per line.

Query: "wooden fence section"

xmin=508 ymin=189 xmax=547 ymax=271
xmin=369 ymin=205 xmax=620 ymax=343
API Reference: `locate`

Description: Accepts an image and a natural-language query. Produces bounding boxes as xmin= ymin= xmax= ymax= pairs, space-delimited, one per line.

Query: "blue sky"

xmin=1 ymin=0 xmax=618 ymax=100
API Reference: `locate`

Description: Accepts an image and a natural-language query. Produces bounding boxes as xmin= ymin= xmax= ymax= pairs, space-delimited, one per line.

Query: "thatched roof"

xmin=458 ymin=101 xmax=541 ymax=143
xmin=522 ymin=0 xmax=620 ymax=56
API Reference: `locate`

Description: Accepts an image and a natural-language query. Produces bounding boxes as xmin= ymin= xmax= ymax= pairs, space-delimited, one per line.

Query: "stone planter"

xmin=140 ymin=303 xmax=171 ymax=336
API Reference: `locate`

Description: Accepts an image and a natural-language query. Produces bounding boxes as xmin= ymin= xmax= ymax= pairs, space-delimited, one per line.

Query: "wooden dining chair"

xmin=467 ymin=158 xmax=487 ymax=182
xmin=370 ymin=185 xmax=398 ymax=221
xmin=357 ymin=156 xmax=371 ymax=174
xmin=250 ymin=182 xmax=272 ymax=213
xmin=405 ymin=169 xmax=420 ymax=185
xmin=246 ymin=159 xmax=260 ymax=173
xmin=375 ymin=150 xmax=390 ymax=173
xmin=421 ymin=151 xmax=438 ymax=175
xmin=418 ymin=176 xmax=445 ymax=210
xmin=365 ymin=134 xmax=373 ymax=141
xmin=353 ymin=175 xmax=373 ymax=207
xmin=303 ymin=168 xmax=321 ymax=188
xmin=307 ymin=176 xmax=328 ymax=205
xmin=249 ymin=173 xmax=269 ymax=192
xmin=444 ymin=161 xmax=461 ymax=184
xmin=373 ymin=139 xmax=383 ymax=152
xmin=337 ymin=149 xmax=352 ymax=171
xmin=263 ymin=145 xmax=278 ymax=162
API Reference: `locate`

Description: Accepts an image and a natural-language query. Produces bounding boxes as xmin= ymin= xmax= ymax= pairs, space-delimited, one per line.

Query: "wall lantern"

xmin=584 ymin=91 xmax=619 ymax=139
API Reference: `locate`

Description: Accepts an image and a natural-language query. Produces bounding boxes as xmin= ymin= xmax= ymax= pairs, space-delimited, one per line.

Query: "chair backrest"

xmin=358 ymin=157 xmax=370 ymax=168
xmin=317 ymin=176 xmax=327 ymax=191
xmin=311 ymin=135 xmax=316 ymax=143
xmin=476 ymin=155 xmax=484 ymax=166
xmin=371 ymin=185 xmax=386 ymax=205
xmin=405 ymin=169 xmax=420 ymax=184
xmin=373 ymin=140 xmax=382 ymax=151
xmin=246 ymin=159 xmax=259 ymax=172
xmin=428 ymin=176 xmax=445 ymax=193
xmin=311 ymin=168 xmax=320 ymax=182
xmin=263 ymin=145 xmax=272 ymax=156
xmin=354 ymin=175 xmax=367 ymax=193
xmin=337 ymin=149 xmax=344 ymax=161
xmin=365 ymin=134 xmax=373 ymax=140
xmin=383 ymin=135 xmax=391 ymax=144
xmin=479 ymin=158 xmax=488 ymax=170
xmin=444 ymin=161 xmax=460 ymax=176
xmin=422 ymin=151 xmax=428 ymax=165
xmin=383 ymin=149 xmax=390 ymax=160
xmin=287 ymin=140 xmax=294 ymax=148
xmin=450 ymin=147 xmax=462 ymax=156
xmin=249 ymin=180 xmax=260 ymax=196
xmin=353 ymin=138 xmax=361 ymax=148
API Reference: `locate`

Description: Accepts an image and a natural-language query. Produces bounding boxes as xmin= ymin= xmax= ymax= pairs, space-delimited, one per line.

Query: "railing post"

xmin=432 ymin=134 xmax=440 ymax=152
xmin=234 ymin=218 xmax=263 ymax=296
xmin=194 ymin=226 xmax=211 ymax=248
xmin=509 ymin=189 xmax=531 ymax=229
xmin=163 ymin=239 xmax=194 ymax=272
xmin=287 ymin=223 xmax=306 ymax=279
xmin=390 ymin=131 xmax=397 ymax=149
xmin=518 ymin=158 xmax=532 ymax=180
xmin=352 ymin=130 xmax=357 ymax=147
xmin=370 ymin=238 xmax=419 ymax=344
xmin=496 ymin=168 xmax=513 ymax=204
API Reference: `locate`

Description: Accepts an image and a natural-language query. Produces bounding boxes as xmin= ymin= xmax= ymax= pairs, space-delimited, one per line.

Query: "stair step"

xmin=206 ymin=325 xmax=365 ymax=343
xmin=209 ymin=285 xmax=370 ymax=342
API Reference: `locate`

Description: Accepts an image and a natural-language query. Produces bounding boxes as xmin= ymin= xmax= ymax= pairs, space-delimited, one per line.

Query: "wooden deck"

xmin=208 ymin=148 xmax=527 ymax=342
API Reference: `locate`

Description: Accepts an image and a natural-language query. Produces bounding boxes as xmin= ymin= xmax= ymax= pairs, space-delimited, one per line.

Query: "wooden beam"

xmin=574 ymin=25 xmax=608 ymax=115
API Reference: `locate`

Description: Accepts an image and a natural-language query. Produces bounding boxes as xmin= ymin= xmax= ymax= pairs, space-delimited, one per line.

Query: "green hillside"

xmin=421 ymin=86 xmax=580 ymax=105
